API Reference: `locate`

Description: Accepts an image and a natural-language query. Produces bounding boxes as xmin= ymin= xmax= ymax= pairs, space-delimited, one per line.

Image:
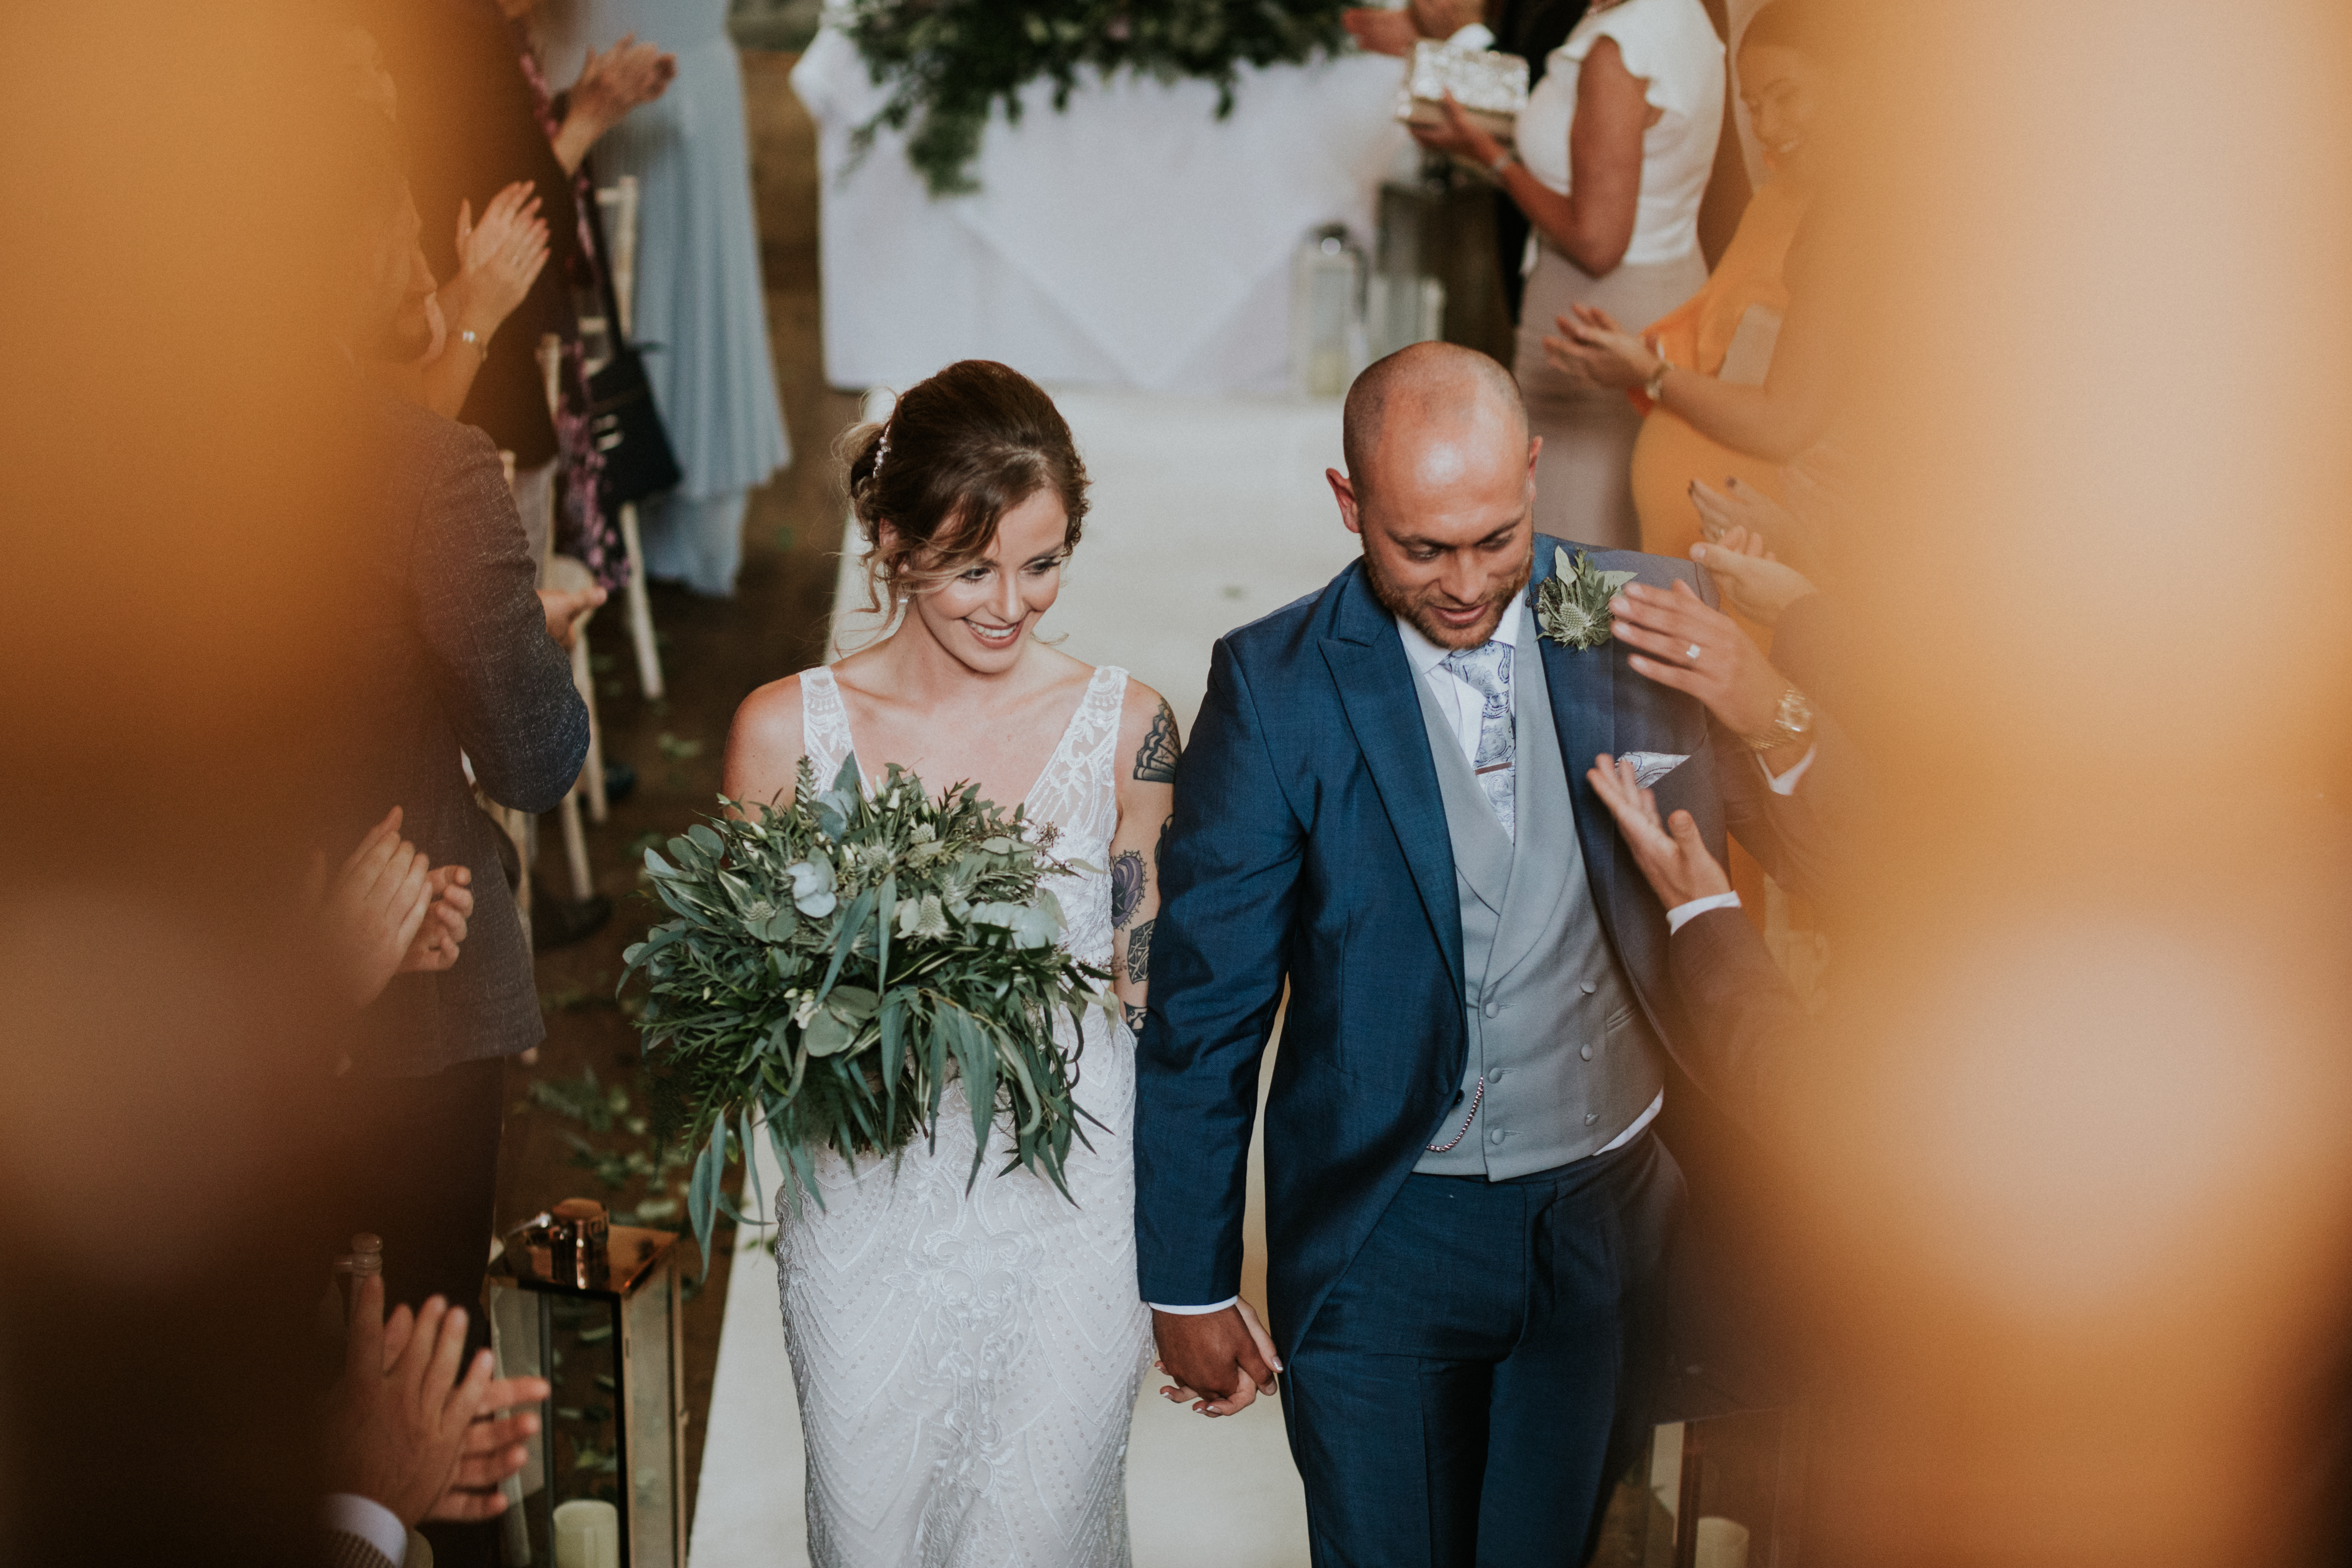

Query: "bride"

xmin=722 ymin=360 xmax=1260 ymax=1564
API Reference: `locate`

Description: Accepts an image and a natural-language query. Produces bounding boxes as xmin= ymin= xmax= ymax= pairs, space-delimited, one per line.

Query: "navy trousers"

xmin=1280 ymin=1133 xmax=1684 ymax=1567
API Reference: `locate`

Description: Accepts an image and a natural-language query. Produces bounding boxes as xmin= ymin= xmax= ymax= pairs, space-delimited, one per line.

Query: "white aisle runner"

xmin=689 ymin=388 xmax=1363 ymax=1566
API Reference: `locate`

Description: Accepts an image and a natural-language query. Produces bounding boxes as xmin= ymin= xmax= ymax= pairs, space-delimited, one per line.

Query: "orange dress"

xmin=1625 ymin=177 xmax=1813 ymax=934
xmin=1627 ymin=175 xmax=1813 ymax=565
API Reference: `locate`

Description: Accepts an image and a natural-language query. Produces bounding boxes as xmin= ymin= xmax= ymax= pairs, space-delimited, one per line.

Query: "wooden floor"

xmin=491 ymin=48 xmax=857 ymax=1532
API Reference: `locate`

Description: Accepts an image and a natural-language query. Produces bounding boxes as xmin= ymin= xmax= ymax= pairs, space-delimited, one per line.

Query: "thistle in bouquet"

xmin=619 ymin=756 xmax=1114 ymax=1269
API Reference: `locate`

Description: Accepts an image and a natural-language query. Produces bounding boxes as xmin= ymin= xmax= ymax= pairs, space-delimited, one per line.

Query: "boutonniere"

xmin=1534 ymin=546 xmax=1637 ymax=652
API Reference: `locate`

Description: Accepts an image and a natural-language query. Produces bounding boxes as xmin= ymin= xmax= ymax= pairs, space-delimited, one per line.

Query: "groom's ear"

xmin=1327 ymin=467 xmax=1363 ymax=536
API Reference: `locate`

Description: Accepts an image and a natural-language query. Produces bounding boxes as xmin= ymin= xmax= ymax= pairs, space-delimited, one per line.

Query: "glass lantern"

xmin=489 ymin=1200 xmax=685 ymax=1568
xmin=1289 ymin=223 xmax=1371 ymax=398
xmin=1601 ymin=1410 xmax=1808 ymax=1568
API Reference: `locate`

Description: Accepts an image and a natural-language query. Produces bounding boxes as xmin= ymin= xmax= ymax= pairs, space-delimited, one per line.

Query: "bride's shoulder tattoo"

xmin=1133 ymin=698 xmax=1180 ymax=784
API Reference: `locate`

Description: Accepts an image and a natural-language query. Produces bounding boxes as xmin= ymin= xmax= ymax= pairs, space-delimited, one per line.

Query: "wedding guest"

xmin=360 ymin=0 xmax=672 ymax=577
xmin=1409 ymin=0 xmax=1725 ymax=550
xmin=1543 ymin=0 xmax=1840 ymax=565
xmin=322 ymin=1275 xmax=549 ymax=1568
xmin=536 ymin=0 xmax=792 ymax=599
xmin=324 ymin=77 xmax=585 ymax=1406
xmin=1344 ymin=0 xmax=1594 ymax=323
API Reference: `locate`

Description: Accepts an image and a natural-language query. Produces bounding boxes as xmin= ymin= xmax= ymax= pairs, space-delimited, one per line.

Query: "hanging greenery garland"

xmin=838 ymin=0 xmax=1354 ymax=196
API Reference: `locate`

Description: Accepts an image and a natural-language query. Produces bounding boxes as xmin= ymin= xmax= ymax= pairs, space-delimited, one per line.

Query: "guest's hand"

xmin=315 ymin=808 xmax=437 ymax=1007
xmin=1543 ymin=304 xmax=1660 ymax=390
xmin=324 ymin=1280 xmax=499 ymax=1529
xmin=537 ymin=584 xmax=606 ymax=652
xmin=1342 ymin=6 xmax=1421 ymax=55
xmin=562 ymin=34 xmax=676 ymax=150
xmin=1409 ymin=92 xmax=1505 ymax=167
xmin=440 ymin=183 xmax=550 ymax=343
xmin=1151 ymin=1304 xmax=1281 ymax=1418
xmin=1588 ymin=753 xmax=1731 ymax=910
xmin=401 ymin=864 xmax=473 ymax=975
xmin=1689 ymin=532 xmax=1816 ymax=628
xmin=1608 ymin=580 xmax=1787 ymax=741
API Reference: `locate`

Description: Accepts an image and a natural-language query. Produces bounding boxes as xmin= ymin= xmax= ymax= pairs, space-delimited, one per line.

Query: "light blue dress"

xmin=538 ymin=0 xmax=792 ymax=597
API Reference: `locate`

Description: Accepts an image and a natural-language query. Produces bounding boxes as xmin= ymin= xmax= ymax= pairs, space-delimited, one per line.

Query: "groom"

xmin=1137 ymin=343 xmax=1799 ymax=1563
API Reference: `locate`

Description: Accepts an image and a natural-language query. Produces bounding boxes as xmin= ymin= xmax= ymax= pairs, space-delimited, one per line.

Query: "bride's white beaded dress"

xmin=779 ymin=662 xmax=1151 ymax=1567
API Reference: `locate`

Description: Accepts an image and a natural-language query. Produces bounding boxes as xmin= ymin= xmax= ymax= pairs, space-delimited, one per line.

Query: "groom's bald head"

xmin=1340 ymin=343 xmax=1528 ymax=505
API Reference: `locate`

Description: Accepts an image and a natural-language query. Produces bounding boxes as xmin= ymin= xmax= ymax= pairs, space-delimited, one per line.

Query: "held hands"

xmin=1151 ymin=1300 xmax=1283 ymax=1419
xmin=1608 ymin=580 xmax=1786 ymax=740
xmin=1587 ymin=754 xmax=1731 ymax=911
xmin=1543 ymin=304 xmax=1661 ymax=390
xmin=323 ymin=1277 xmax=551 ymax=1528
xmin=1688 ymin=528 xmax=1817 ymax=628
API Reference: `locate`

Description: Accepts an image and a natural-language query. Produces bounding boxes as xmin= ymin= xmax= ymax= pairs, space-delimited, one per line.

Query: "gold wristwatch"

xmin=1743 ymin=684 xmax=1815 ymax=753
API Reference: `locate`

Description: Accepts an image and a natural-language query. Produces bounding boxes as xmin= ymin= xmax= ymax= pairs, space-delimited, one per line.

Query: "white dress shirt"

xmin=321 ymin=1494 xmax=407 ymax=1567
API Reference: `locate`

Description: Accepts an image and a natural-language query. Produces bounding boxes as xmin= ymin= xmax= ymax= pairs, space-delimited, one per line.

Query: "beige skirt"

xmin=1514 ymin=242 xmax=1709 ymax=553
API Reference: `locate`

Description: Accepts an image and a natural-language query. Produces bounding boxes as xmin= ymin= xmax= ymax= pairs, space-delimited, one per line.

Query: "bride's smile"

xmin=900 ymin=485 xmax=1071 ymax=673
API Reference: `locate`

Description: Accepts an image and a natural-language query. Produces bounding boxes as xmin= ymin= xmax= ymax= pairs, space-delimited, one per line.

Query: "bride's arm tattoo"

xmin=1123 ymin=1001 xmax=1148 ymax=1034
xmin=1125 ymin=919 xmax=1154 ymax=985
xmin=1132 ymin=699 xmax=1181 ymax=783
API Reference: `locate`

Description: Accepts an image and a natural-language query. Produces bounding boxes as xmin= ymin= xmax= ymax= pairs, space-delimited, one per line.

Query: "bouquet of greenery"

xmin=619 ymin=756 xmax=1113 ymax=1266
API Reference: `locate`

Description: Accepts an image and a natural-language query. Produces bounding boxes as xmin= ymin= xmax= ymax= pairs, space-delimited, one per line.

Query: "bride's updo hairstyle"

xmin=841 ymin=359 xmax=1090 ymax=612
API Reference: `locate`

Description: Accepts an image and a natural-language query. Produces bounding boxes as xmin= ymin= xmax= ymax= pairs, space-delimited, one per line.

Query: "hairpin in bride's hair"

xmin=871 ymin=417 xmax=893 ymax=482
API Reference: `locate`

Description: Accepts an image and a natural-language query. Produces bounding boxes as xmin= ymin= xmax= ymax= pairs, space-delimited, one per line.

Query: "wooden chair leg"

xmin=619 ymin=501 xmax=664 ymax=700
xmin=573 ymin=623 xmax=609 ymax=823
xmin=557 ymin=790 xmax=593 ymax=903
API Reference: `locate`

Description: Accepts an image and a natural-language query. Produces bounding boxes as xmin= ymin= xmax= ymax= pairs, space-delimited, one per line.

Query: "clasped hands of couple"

xmin=1151 ymin=545 xmax=1821 ymax=1415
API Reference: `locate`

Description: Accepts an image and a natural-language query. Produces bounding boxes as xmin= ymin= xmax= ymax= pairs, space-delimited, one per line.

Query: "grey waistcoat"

xmin=1412 ymin=630 xmax=1665 ymax=1179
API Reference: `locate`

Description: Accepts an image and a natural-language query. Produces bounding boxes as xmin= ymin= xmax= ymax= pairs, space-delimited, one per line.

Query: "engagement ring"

xmin=1685 ymin=642 xmax=1703 ymax=662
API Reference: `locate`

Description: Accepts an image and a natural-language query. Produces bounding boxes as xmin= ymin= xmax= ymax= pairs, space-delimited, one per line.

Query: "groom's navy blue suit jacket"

xmin=1137 ymin=538 xmax=1767 ymax=1363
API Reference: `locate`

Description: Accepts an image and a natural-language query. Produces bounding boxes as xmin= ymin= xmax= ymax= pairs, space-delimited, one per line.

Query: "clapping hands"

xmin=323 ymin=1275 xmax=550 ymax=1528
xmin=313 ymin=807 xmax=473 ymax=1008
xmin=439 ymin=182 xmax=550 ymax=344
xmin=1543 ymin=304 xmax=1661 ymax=391
xmin=1586 ymin=753 xmax=1731 ymax=912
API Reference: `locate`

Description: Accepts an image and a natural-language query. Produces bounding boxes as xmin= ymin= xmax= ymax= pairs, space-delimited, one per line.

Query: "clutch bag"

xmin=1394 ymin=38 xmax=1529 ymax=141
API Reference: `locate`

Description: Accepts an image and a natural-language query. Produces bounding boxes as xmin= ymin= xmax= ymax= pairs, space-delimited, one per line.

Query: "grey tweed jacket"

xmin=340 ymin=381 xmax=588 ymax=1076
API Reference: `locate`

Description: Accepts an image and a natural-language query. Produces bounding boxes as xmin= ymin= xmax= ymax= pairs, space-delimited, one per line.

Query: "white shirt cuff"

xmin=321 ymin=1494 xmax=408 ymax=1567
xmin=1147 ymin=1297 xmax=1239 ymax=1315
xmin=1759 ymin=743 xmax=1818 ymax=795
xmin=1667 ymin=891 xmax=1742 ymax=934
xmin=1446 ymin=22 xmax=1496 ymax=51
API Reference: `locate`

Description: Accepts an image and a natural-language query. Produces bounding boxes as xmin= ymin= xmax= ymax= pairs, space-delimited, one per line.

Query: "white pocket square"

xmin=1616 ymin=752 xmax=1688 ymax=788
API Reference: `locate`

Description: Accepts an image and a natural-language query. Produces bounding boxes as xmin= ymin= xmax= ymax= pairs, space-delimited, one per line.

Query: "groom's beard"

xmin=1360 ymin=535 xmax=1532 ymax=651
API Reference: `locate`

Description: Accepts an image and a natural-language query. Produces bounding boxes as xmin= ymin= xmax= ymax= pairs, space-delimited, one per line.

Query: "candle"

xmin=552 ymin=1499 xmax=620 ymax=1568
xmin=1694 ymin=1515 xmax=1750 ymax=1568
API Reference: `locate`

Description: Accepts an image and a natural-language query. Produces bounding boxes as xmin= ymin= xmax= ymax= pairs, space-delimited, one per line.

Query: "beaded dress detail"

xmin=780 ymin=663 xmax=1148 ymax=1567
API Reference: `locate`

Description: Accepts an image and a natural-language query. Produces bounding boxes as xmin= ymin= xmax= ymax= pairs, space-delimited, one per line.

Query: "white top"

xmin=1513 ymin=0 xmax=1727 ymax=267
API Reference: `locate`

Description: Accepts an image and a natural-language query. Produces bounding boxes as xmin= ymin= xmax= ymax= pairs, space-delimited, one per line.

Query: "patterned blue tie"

xmin=1441 ymin=640 xmax=1516 ymax=841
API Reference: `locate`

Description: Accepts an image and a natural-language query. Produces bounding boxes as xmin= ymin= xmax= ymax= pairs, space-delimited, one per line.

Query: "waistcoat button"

xmin=1579 ymin=980 xmax=1597 ymax=995
xmin=1584 ymin=1112 xmax=1599 ymax=1126
xmin=1579 ymin=1044 xmax=1594 ymax=1060
xmin=1482 ymin=1001 xmax=1500 ymax=1018
xmin=1488 ymin=1128 xmax=1505 ymax=1145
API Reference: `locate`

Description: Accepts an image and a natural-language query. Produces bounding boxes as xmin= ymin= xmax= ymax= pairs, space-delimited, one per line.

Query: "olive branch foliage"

xmin=839 ymin=0 xmax=1354 ymax=196
xmin=620 ymin=755 xmax=1113 ymax=1271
